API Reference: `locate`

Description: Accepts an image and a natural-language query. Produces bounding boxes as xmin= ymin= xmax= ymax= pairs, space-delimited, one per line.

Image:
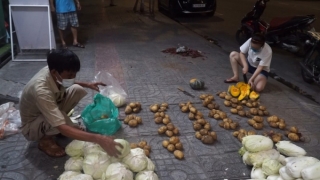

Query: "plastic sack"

xmin=0 ymin=102 xmax=21 ymax=139
xmin=81 ymin=94 xmax=121 ymax=135
xmin=94 ymin=71 xmax=127 ymax=107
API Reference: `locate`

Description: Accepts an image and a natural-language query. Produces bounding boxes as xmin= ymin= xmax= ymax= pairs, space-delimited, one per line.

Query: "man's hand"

xmin=77 ymin=2 xmax=81 ymax=10
xmin=98 ymin=136 xmax=123 ymax=157
xmin=87 ymin=82 xmax=106 ymax=92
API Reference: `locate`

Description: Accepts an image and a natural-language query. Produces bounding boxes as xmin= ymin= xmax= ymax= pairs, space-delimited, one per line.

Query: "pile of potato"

xmin=149 ymin=103 xmax=169 ymax=113
xmin=208 ymin=109 xmax=227 ymax=120
xmin=233 ymin=129 xmax=257 ymax=142
xmin=158 ymin=123 xmax=179 ymax=137
xmin=267 ymin=115 xmax=286 ymax=130
xmin=130 ymin=140 xmax=151 ymax=157
xmin=125 ymin=102 xmax=142 ymax=114
xmin=247 ymin=116 xmax=264 ymax=130
xmin=162 ymin=137 xmax=184 ymax=159
xmin=199 ymin=94 xmax=220 ymax=110
xmin=193 ymin=119 xmax=217 ymax=144
xmin=218 ymin=118 xmax=239 ymax=130
xmin=285 ymin=126 xmax=304 ymax=142
xmin=248 ymin=106 xmax=269 ymax=116
xmin=124 ymin=115 xmax=143 ymax=127
xmin=263 ymin=130 xmax=283 ymax=143
xmin=150 ymin=103 xmax=184 ymax=160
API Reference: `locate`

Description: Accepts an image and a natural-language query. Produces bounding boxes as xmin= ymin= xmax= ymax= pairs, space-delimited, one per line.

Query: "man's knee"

xmin=69 ymin=84 xmax=87 ymax=97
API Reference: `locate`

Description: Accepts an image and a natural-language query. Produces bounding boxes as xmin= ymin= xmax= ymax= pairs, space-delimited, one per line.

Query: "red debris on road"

xmin=162 ymin=47 xmax=204 ymax=58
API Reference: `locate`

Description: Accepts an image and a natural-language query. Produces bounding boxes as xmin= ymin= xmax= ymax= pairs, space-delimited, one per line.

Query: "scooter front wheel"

xmin=236 ymin=29 xmax=251 ymax=45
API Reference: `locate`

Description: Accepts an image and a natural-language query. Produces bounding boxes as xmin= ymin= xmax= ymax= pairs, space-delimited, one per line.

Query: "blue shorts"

xmin=247 ymin=61 xmax=269 ymax=78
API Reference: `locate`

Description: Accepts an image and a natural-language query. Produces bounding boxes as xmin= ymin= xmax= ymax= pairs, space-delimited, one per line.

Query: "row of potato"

xmin=149 ymin=103 xmax=184 ymax=160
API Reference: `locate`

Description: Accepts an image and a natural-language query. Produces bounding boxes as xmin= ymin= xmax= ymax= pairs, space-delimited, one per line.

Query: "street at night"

xmin=0 ymin=0 xmax=320 ymax=179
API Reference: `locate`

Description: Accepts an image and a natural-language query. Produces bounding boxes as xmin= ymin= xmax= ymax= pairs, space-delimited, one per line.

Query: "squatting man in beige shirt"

xmin=19 ymin=49 xmax=122 ymax=157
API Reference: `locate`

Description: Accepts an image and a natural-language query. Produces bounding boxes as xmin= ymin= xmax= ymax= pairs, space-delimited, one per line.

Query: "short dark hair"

xmin=47 ymin=49 xmax=80 ymax=73
xmin=251 ymin=33 xmax=266 ymax=45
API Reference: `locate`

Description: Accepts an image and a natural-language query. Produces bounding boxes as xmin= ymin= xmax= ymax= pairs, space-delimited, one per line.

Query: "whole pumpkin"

xmin=189 ymin=78 xmax=205 ymax=90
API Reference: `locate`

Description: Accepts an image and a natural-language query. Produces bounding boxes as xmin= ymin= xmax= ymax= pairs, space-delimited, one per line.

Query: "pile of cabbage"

xmin=58 ymin=139 xmax=159 ymax=180
xmin=239 ymin=135 xmax=320 ymax=180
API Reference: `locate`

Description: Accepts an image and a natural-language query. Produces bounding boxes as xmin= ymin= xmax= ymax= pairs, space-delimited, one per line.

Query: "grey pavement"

xmin=174 ymin=0 xmax=320 ymax=103
xmin=0 ymin=0 xmax=320 ymax=179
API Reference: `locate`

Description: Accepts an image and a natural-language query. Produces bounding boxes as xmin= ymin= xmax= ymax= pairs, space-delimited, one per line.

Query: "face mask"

xmin=56 ymin=73 xmax=75 ymax=88
xmin=251 ymin=47 xmax=262 ymax=53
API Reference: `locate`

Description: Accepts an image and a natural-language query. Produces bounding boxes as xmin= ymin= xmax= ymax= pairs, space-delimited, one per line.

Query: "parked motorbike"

xmin=236 ymin=0 xmax=316 ymax=57
xmin=300 ymin=31 xmax=320 ymax=84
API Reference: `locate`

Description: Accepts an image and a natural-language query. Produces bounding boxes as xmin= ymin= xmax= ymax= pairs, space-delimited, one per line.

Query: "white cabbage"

xmin=262 ymin=159 xmax=283 ymax=176
xmin=83 ymin=142 xmax=104 ymax=157
xmin=102 ymin=162 xmax=133 ymax=180
xmin=301 ymin=161 xmax=320 ymax=180
xmin=276 ymin=177 xmax=284 ymax=180
xmin=145 ymin=158 xmax=155 ymax=171
xmin=275 ymin=141 xmax=306 ymax=157
xmin=58 ymin=171 xmax=81 ymax=180
xmin=135 ymin=171 xmax=159 ymax=180
xmin=248 ymin=149 xmax=280 ymax=168
xmin=239 ymin=147 xmax=247 ymax=156
xmin=70 ymin=174 xmax=93 ymax=180
xmin=251 ymin=167 xmax=266 ymax=179
xmin=279 ymin=166 xmax=294 ymax=180
xmin=114 ymin=139 xmax=130 ymax=158
xmin=109 ymin=93 xmax=126 ymax=107
xmin=285 ymin=156 xmax=319 ymax=178
xmin=267 ymin=175 xmax=280 ymax=180
xmin=122 ymin=148 xmax=148 ymax=172
xmin=242 ymin=135 xmax=273 ymax=153
xmin=278 ymin=155 xmax=286 ymax=166
xmin=64 ymin=157 xmax=83 ymax=172
xmin=110 ymin=156 xmax=120 ymax=163
xmin=83 ymin=151 xmax=111 ymax=179
xmin=243 ymin=151 xmax=252 ymax=166
xmin=65 ymin=140 xmax=86 ymax=157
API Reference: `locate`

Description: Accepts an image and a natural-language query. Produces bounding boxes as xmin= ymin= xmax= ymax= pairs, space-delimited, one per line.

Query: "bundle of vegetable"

xmin=125 ymin=102 xmax=142 ymax=114
xmin=59 ymin=139 xmax=159 ymax=180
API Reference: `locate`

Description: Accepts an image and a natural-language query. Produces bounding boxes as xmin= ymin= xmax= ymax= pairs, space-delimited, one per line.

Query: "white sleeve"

xmin=240 ymin=38 xmax=251 ymax=54
xmin=259 ymin=53 xmax=272 ymax=67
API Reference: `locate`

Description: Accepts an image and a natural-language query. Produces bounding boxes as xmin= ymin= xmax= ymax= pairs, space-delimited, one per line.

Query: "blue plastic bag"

xmin=81 ymin=94 xmax=121 ymax=135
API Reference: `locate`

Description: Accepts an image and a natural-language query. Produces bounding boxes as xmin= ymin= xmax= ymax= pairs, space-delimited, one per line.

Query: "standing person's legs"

xmin=225 ymin=51 xmax=244 ymax=83
xmin=69 ymin=12 xmax=85 ymax=48
xmin=56 ymin=13 xmax=68 ymax=48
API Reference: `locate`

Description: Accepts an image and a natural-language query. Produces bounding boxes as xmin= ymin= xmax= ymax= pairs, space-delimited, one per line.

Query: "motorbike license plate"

xmin=193 ymin=4 xmax=205 ymax=8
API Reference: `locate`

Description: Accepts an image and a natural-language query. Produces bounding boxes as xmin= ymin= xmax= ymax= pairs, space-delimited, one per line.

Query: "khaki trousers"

xmin=24 ymin=84 xmax=87 ymax=141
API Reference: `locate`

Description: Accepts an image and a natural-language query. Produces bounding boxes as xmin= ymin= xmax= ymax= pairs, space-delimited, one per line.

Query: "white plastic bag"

xmin=94 ymin=71 xmax=127 ymax=107
xmin=0 ymin=103 xmax=21 ymax=139
xmin=285 ymin=156 xmax=319 ymax=178
xmin=301 ymin=161 xmax=320 ymax=180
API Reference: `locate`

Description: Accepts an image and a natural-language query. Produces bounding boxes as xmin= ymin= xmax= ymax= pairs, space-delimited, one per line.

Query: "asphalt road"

xmin=161 ymin=0 xmax=320 ymax=103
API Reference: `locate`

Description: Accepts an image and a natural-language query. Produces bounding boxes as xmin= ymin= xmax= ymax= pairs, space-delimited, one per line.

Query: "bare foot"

xmin=38 ymin=136 xmax=66 ymax=157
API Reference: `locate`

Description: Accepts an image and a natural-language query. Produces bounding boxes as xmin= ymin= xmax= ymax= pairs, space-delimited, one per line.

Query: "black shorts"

xmin=247 ymin=60 xmax=269 ymax=78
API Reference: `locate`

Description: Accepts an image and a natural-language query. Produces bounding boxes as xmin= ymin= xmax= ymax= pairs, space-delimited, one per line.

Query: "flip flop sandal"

xmin=224 ymin=79 xmax=238 ymax=83
xmin=38 ymin=143 xmax=66 ymax=158
xmin=73 ymin=43 xmax=85 ymax=48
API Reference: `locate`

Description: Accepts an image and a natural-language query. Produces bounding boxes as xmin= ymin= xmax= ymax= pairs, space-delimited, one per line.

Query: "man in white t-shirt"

xmin=224 ymin=33 xmax=272 ymax=92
